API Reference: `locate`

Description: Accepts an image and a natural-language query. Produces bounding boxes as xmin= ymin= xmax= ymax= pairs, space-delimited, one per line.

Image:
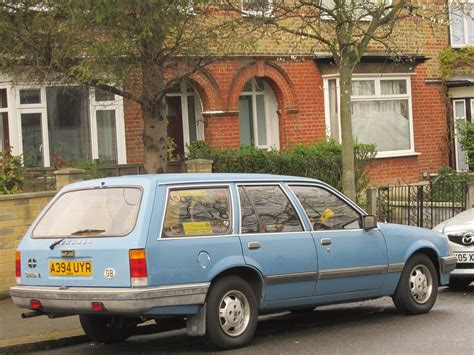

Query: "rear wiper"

xmin=49 ymin=229 xmax=106 ymax=250
xmin=70 ymin=229 xmax=106 ymax=236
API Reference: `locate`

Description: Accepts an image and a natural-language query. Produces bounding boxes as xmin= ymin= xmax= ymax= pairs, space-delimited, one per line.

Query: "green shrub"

xmin=0 ymin=149 xmax=24 ymax=194
xmin=186 ymin=140 xmax=376 ymax=199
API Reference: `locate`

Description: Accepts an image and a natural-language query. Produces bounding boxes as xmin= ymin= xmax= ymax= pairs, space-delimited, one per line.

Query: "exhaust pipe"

xmin=21 ymin=310 xmax=46 ymax=318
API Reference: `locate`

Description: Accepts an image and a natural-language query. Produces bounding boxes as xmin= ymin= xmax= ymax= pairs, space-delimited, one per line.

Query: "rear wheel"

xmin=79 ymin=315 xmax=137 ymax=344
xmin=392 ymin=254 xmax=438 ymax=315
xmin=205 ymin=276 xmax=258 ymax=350
xmin=449 ymin=278 xmax=472 ymax=289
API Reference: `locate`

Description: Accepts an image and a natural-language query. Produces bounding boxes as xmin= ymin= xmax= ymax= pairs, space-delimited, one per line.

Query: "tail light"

xmin=15 ymin=251 xmax=21 ymax=284
xmin=129 ymin=249 xmax=148 ymax=287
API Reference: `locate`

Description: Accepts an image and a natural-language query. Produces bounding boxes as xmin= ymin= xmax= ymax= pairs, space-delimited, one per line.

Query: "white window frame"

xmin=166 ymin=83 xmax=205 ymax=153
xmin=239 ymin=78 xmax=280 ymax=150
xmin=320 ymin=0 xmax=393 ymax=21
xmin=323 ymin=74 xmax=416 ymax=158
xmin=0 ymin=85 xmax=13 ymax=153
xmin=89 ymin=89 xmax=127 ymax=164
xmin=453 ymin=99 xmax=468 ymax=171
xmin=241 ymin=0 xmax=273 ymax=17
xmin=449 ymin=0 xmax=474 ymax=48
xmin=15 ymin=86 xmax=50 ymax=167
xmin=4 ymin=83 xmax=126 ymax=167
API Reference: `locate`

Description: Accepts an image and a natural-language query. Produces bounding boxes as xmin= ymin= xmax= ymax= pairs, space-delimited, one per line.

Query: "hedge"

xmin=186 ymin=140 xmax=376 ymax=199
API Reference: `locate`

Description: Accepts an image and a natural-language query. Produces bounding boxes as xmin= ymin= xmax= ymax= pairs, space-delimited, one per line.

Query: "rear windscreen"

xmin=32 ymin=187 xmax=142 ymax=238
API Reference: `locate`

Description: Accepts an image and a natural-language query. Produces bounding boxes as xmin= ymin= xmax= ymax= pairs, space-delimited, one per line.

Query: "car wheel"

xmin=449 ymin=277 xmax=472 ymax=289
xmin=392 ymin=254 xmax=438 ymax=315
xmin=79 ymin=315 xmax=136 ymax=344
xmin=205 ymin=276 xmax=258 ymax=350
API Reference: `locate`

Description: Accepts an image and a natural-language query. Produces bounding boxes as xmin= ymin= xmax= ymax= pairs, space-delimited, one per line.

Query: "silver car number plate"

xmin=454 ymin=252 xmax=474 ymax=263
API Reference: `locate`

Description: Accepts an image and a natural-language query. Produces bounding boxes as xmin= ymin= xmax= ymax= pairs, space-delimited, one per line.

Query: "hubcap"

xmin=409 ymin=264 xmax=433 ymax=304
xmin=218 ymin=290 xmax=251 ymax=337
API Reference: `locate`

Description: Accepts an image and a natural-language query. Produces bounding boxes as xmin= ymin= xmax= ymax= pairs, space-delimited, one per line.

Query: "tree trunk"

xmin=142 ymin=103 xmax=168 ymax=174
xmin=339 ymin=60 xmax=357 ymax=201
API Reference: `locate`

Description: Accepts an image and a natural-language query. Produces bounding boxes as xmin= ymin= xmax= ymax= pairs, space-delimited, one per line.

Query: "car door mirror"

xmin=362 ymin=215 xmax=377 ymax=230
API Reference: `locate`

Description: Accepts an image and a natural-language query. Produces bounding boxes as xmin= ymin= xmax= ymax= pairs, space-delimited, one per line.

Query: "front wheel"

xmin=79 ymin=315 xmax=137 ymax=344
xmin=392 ymin=254 xmax=438 ymax=315
xmin=205 ymin=276 xmax=258 ymax=350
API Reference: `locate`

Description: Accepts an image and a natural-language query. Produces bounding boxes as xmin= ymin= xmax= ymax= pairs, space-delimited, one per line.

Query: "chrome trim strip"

xmin=441 ymin=255 xmax=458 ymax=274
xmin=287 ymin=182 xmax=367 ymax=217
xmin=319 ymin=265 xmax=387 ymax=280
xmin=265 ymin=271 xmax=319 ymax=285
xmin=10 ymin=283 xmax=209 ymax=314
xmin=387 ymin=262 xmax=405 ymax=273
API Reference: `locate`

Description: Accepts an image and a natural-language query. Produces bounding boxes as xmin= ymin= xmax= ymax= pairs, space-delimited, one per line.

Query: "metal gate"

xmin=376 ymin=180 xmax=467 ymax=229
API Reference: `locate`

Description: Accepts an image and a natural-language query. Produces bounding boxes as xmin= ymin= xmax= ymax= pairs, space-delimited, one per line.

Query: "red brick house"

xmin=0 ymin=1 xmax=466 ymax=186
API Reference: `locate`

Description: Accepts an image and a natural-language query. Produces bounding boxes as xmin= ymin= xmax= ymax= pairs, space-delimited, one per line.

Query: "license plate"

xmin=454 ymin=253 xmax=474 ymax=264
xmin=49 ymin=261 xmax=93 ymax=276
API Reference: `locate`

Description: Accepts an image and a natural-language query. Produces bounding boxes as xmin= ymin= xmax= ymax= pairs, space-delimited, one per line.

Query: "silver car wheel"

xmin=409 ymin=264 xmax=433 ymax=304
xmin=218 ymin=290 xmax=251 ymax=337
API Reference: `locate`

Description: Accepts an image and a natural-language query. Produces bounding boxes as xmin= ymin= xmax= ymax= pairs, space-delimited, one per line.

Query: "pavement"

xmin=0 ymin=297 xmax=86 ymax=352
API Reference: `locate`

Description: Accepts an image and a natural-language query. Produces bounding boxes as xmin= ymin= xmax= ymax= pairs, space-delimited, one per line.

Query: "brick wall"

xmin=0 ymin=192 xmax=55 ymax=298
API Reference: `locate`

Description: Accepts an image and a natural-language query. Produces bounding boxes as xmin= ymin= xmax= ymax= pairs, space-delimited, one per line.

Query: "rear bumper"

xmin=440 ymin=255 xmax=458 ymax=274
xmin=10 ymin=283 xmax=209 ymax=315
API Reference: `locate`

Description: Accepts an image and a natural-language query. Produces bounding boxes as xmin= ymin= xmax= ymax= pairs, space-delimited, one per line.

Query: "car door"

xmin=237 ymin=183 xmax=318 ymax=301
xmin=290 ymin=184 xmax=388 ymax=296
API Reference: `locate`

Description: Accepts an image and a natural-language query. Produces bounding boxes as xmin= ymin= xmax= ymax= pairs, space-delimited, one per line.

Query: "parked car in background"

xmin=434 ymin=209 xmax=474 ymax=289
xmin=10 ymin=174 xmax=456 ymax=349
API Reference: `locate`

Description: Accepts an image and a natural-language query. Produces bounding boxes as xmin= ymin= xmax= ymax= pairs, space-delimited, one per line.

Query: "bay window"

xmin=1 ymin=83 xmax=125 ymax=167
xmin=324 ymin=76 xmax=414 ymax=157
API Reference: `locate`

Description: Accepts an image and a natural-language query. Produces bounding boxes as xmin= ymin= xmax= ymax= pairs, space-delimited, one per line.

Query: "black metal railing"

xmin=377 ymin=180 xmax=467 ymax=229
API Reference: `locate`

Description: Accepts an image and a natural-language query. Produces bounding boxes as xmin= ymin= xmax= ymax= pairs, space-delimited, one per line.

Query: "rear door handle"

xmin=320 ymin=238 xmax=332 ymax=246
xmin=248 ymin=242 xmax=261 ymax=250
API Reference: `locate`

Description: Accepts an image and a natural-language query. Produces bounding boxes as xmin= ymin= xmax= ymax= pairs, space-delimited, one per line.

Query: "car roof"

xmin=66 ymin=173 xmax=323 ymax=189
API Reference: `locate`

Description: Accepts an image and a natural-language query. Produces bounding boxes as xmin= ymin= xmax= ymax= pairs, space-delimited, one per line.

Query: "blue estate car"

xmin=10 ymin=174 xmax=456 ymax=349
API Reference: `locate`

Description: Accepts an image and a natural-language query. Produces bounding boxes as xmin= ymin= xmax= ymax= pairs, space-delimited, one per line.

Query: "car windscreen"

xmin=32 ymin=187 xmax=142 ymax=238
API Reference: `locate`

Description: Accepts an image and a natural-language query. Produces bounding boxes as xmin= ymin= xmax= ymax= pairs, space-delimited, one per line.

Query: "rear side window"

xmin=239 ymin=185 xmax=303 ymax=234
xmin=291 ymin=185 xmax=361 ymax=230
xmin=33 ymin=187 xmax=142 ymax=238
xmin=162 ymin=187 xmax=232 ymax=238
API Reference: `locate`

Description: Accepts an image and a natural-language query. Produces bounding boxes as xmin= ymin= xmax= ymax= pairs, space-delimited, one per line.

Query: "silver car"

xmin=434 ymin=209 xmax=474 ymax=288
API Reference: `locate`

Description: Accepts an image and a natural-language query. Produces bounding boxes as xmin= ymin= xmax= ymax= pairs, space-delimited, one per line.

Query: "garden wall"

xmin=0 ymin=191 xmax=55 ymax=298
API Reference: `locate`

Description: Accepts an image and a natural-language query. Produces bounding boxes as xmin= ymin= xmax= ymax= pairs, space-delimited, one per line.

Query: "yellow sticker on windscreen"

xmin=183 ymin=221 xmax=213 ymax=235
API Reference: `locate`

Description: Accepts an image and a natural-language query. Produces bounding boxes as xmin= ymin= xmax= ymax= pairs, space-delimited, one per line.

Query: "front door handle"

xmin=320 ymin=238 xmax=332 ymax=246
xmin=248 ymin=241 xmax=261 ymax=250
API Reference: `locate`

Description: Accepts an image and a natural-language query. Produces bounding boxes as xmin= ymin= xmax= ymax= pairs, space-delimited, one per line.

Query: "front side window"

xmin=162 ymin=187 xmax=232 ymax=238
xmin=240 ymin=185 xmax=303 ymax=233
xmin=450 ymin=1 xmax=474 ymax=47
xmin=242 ymin=0 xmax=272 ymax=16
xmin=326 ymin=77 xmax=413 ymax=156
xmin=291 ymin=185 xmax=361 ymax=230
xmin=33 ymin=187 xmax=142 ymax=238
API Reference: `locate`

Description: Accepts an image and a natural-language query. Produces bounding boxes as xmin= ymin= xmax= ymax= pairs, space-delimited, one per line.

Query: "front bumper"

xmin=440 ymin=255 xmax=458 ymax=274
xmin=10 ymin=283 xmax=209 ymax=314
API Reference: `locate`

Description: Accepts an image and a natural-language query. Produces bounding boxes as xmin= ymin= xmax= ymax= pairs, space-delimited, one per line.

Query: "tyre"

xmin=449 ymin=277 xmax=472 ymax=289
xmin=392 ymin=254 xmax=438 ymax=315
xmin=205 ymin=276 xmax=258 ymax=350
xmin=79 ymin=315 xmax=136 ymax=344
